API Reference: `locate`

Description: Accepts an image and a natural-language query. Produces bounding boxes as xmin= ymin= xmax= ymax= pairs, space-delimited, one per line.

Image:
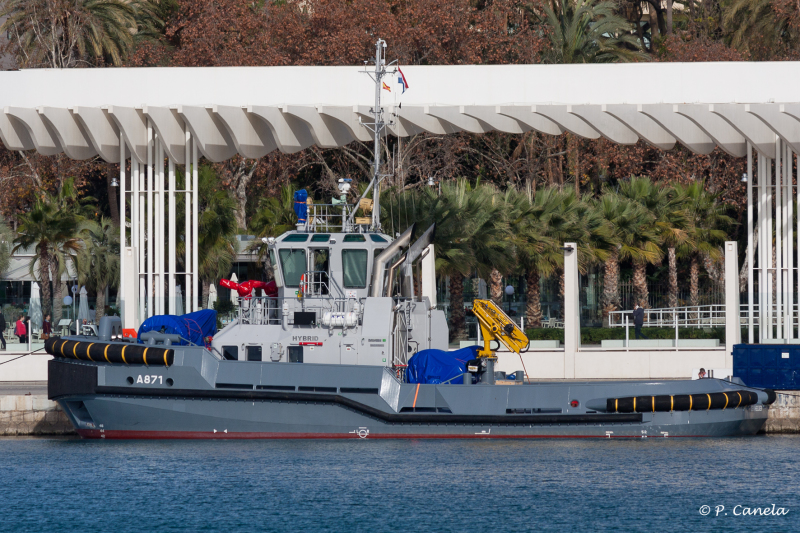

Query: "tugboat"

xmin=47 ymin=40 xmax=775 ymax=439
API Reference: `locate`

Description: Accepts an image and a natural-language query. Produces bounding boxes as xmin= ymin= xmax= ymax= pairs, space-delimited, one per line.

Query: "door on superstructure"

xmin=307 ymin=243 xmax=330 ymax=296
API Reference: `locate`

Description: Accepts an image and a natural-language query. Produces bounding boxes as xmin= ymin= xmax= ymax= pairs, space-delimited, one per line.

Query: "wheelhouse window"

xmin=342 ymin=249 xmax=368 ymax=288
xmin=269 ymin=248 xmax=282 ymax=287
xmin=278 ymin=249 xmax=307 ymax=287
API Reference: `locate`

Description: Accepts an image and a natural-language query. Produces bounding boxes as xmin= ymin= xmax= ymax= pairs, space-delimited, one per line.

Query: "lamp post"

xmin=63 ymin=295 xmax=73 ymax=335
xmin=71 ymin=284 xmax=78 ymax=325
xmin=505 ymin=284 xmax=515 ymax=315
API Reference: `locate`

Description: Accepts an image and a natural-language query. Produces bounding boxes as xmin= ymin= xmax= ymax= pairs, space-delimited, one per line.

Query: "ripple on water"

xmin=0 ymin=436 xmax=798 ymax=533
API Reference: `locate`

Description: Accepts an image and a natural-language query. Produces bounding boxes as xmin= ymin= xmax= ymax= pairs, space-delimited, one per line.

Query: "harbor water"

xmin=1 ymin=436 xmax=798 ymax=532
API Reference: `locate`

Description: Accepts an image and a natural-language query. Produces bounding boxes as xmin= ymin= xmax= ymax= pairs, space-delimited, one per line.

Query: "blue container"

xmin=733 ymin=344 xmax=800 ymax=390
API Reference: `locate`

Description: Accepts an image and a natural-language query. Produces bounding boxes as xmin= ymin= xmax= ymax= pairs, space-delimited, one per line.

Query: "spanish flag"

xmin=382 ymin=82 xmax=391 ymax=92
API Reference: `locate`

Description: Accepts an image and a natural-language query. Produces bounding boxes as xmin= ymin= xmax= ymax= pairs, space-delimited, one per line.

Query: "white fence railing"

xmin=609 ymin=303 xmax=799 ymax=329
xmin=608 ymin=305 xmax=726 ymax=328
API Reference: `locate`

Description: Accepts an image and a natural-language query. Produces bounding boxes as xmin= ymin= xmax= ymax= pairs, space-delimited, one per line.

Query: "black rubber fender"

xmin=764 ymin=389 xmax=778 ymax=405
xmin=45 ymin=337 xmax=174 ymax=366
xmin=607 ymin=391 xmax=759 ymax=413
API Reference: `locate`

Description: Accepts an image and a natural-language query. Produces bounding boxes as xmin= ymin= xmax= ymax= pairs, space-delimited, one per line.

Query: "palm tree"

xmin=476 ymin=185 xmax=516 ymax=308
xmin=595 ymin=192 xmax=660 ymax=322
xmin=77 ymin=217 xmax=120 ymax=322
xmin=384 ymin=181 xmax=510 ymax=342
xmin=512 ymin=186 xmax=576 ymax=327
xmin=247 ymin=184 xmax=298 ymax=280
xmin=13 ymin=178 xmax=89 ymax=325
xmin=540 ymin=0 xmax=649 ymax=64
xmin=0 ymin=0 xmax=160 ymax=68
xmin=722 ymin=0 xmax=799 ymax=58
xmin=674 ymin=180 xmax=734 ymax=307
xmin=195 ymin=166 xmax=238 ymax=309
xmin=618 ymin=177 xmax=687 ymax=308
xmin=0 ymin=220 xmax=12 ymax=278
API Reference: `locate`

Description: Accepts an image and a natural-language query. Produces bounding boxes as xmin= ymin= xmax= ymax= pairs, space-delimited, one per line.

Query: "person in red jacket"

xmin=15 ymin=315 xmax=26 ymax=344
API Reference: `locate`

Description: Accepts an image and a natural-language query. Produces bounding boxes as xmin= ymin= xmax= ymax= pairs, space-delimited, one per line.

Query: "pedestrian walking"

xmin=633 ymin=303 xmax=648 ymax=340
xmin=42 ymin=314 xmax=52 ymax=341
xmin=0 ymin=310 xmax=6 ymax=350
xmin=15 ymin=315 xmax=26 ymax=344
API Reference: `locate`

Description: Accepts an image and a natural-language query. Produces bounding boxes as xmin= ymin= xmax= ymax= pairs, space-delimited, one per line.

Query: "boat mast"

xmin=348 ymin=39 xmax=394 ymax=233
xmin=370 ymin=40 xmax=386 ymax=231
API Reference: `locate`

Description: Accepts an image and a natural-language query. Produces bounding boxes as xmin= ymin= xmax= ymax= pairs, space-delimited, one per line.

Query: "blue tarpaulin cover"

xmin=137 ymin=310 xmax=218 ymax=346
xmin=406 ymin=346 xmax=480 ymax=385
xmin=293 ymin=189 xmax=308 ymax=223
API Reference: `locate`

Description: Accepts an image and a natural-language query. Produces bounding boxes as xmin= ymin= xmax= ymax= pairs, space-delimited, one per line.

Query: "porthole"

xmin=126 ymin=376 xmax=134 ymax=385
xmin=166 ymin=378 xmax=174 ymax=387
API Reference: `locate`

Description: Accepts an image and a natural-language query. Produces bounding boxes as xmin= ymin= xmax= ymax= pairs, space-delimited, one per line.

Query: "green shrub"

xmin=524 ymin=326 xmax=726 ymax=345
xmin=213 ymin=299 xmax=235 ymax=316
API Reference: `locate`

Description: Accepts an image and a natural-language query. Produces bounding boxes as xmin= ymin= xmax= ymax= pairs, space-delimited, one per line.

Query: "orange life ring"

xmin=298 ymin=274 xmax=307 ymax=298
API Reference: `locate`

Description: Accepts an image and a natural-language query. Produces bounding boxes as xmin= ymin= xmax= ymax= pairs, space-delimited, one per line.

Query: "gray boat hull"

xmin=62 ymin=395 xmax=768 ymax=439
xmin=48 ymin=343 xmax=771 ymax=439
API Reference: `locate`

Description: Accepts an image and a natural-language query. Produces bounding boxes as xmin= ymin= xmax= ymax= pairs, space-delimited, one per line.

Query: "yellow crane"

xmin=471 ymin=299 xmax=529 ymax=357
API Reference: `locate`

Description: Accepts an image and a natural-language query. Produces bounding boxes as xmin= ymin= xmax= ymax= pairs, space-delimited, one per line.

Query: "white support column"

xmin=192 ymin=141 xmax=199 ymax=312
xmin=119 ymin=137 xmax=127 ymax=328
xmin=185 ymin=130 xmax=192 ymax=315
xmin=776 ymin=138 xmax=783 ymax=339
xmin=786 ymin=143 xmax=793 ymax=339
xmin=725 ymin=241 xmax=740 ymax=366
xmin=132 ymin=156 xmax=142 ymax=327
xmin=747 ymin=143 xmax=754 ymax=343
xmin=157 ymin=140 xmax=165 ymax=316
xmin=759 ymin=154 xmax=766 ymax=340
xmin=767 ymin=154 xmax=773 ymax=339
xmin=563 ymin=242 xmax=579 ymax=379
xmin=168 ymin=156 xmax=176 ymax=315
xmin=154 ymin=137 xmax=161 ymax=316
xmin=147 ymin=120 xmax=154 ymax=318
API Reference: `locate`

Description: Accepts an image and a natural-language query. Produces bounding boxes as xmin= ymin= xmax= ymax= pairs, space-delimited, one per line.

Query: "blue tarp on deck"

xmin=406 ymin=345 xmax=480 ymax=385
xmin=137 ymin=309 xmax=217 ymax=346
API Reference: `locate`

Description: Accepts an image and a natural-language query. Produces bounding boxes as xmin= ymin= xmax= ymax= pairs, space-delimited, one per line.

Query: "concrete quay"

xmin=765 ymin=391 xmax=800 ymax=434
xmin=0 ymin=382 xmax=75 ymax=436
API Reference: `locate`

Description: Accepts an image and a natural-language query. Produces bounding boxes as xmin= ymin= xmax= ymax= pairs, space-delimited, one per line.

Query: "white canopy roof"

xmin=3 ymin=62 xmax=800 ymax=161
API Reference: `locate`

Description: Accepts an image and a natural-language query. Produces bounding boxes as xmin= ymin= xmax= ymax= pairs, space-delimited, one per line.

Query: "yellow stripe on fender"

xmin=706 ymin=393 xmax=712 ymax=410
xmin=652 ymin=396 xmax=655 ymax=413
xmin=670 ymin=396 xmax=674 ymax=412
xmin=121 ymin=345 xmax=128 ymax=364
xmin=104 ymin=344 xmax=111 ymax=363
xmin=143 ymin=348 xmax=149 ymax=367
xmin=633 ymin=397 xmax=637 ymax=412
xmin=736 ymin=392 xmax=742 ymax=408
xmin=86 ymin=343 xmax=95 ymax=361
xmin=689 ymin=395 xmax=693 ymax=411
xmin=60 ymin=340 xmax=68 ymax=356
xmin=723 ymin=393 xmax=729 ymax=410
xmin=73 ymin=342 xmax=78 ymax=359
xmin=615 ymin=399 xmax=618 ymax=413
xmin=163 ymin=350 xmax=168 ymax=366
